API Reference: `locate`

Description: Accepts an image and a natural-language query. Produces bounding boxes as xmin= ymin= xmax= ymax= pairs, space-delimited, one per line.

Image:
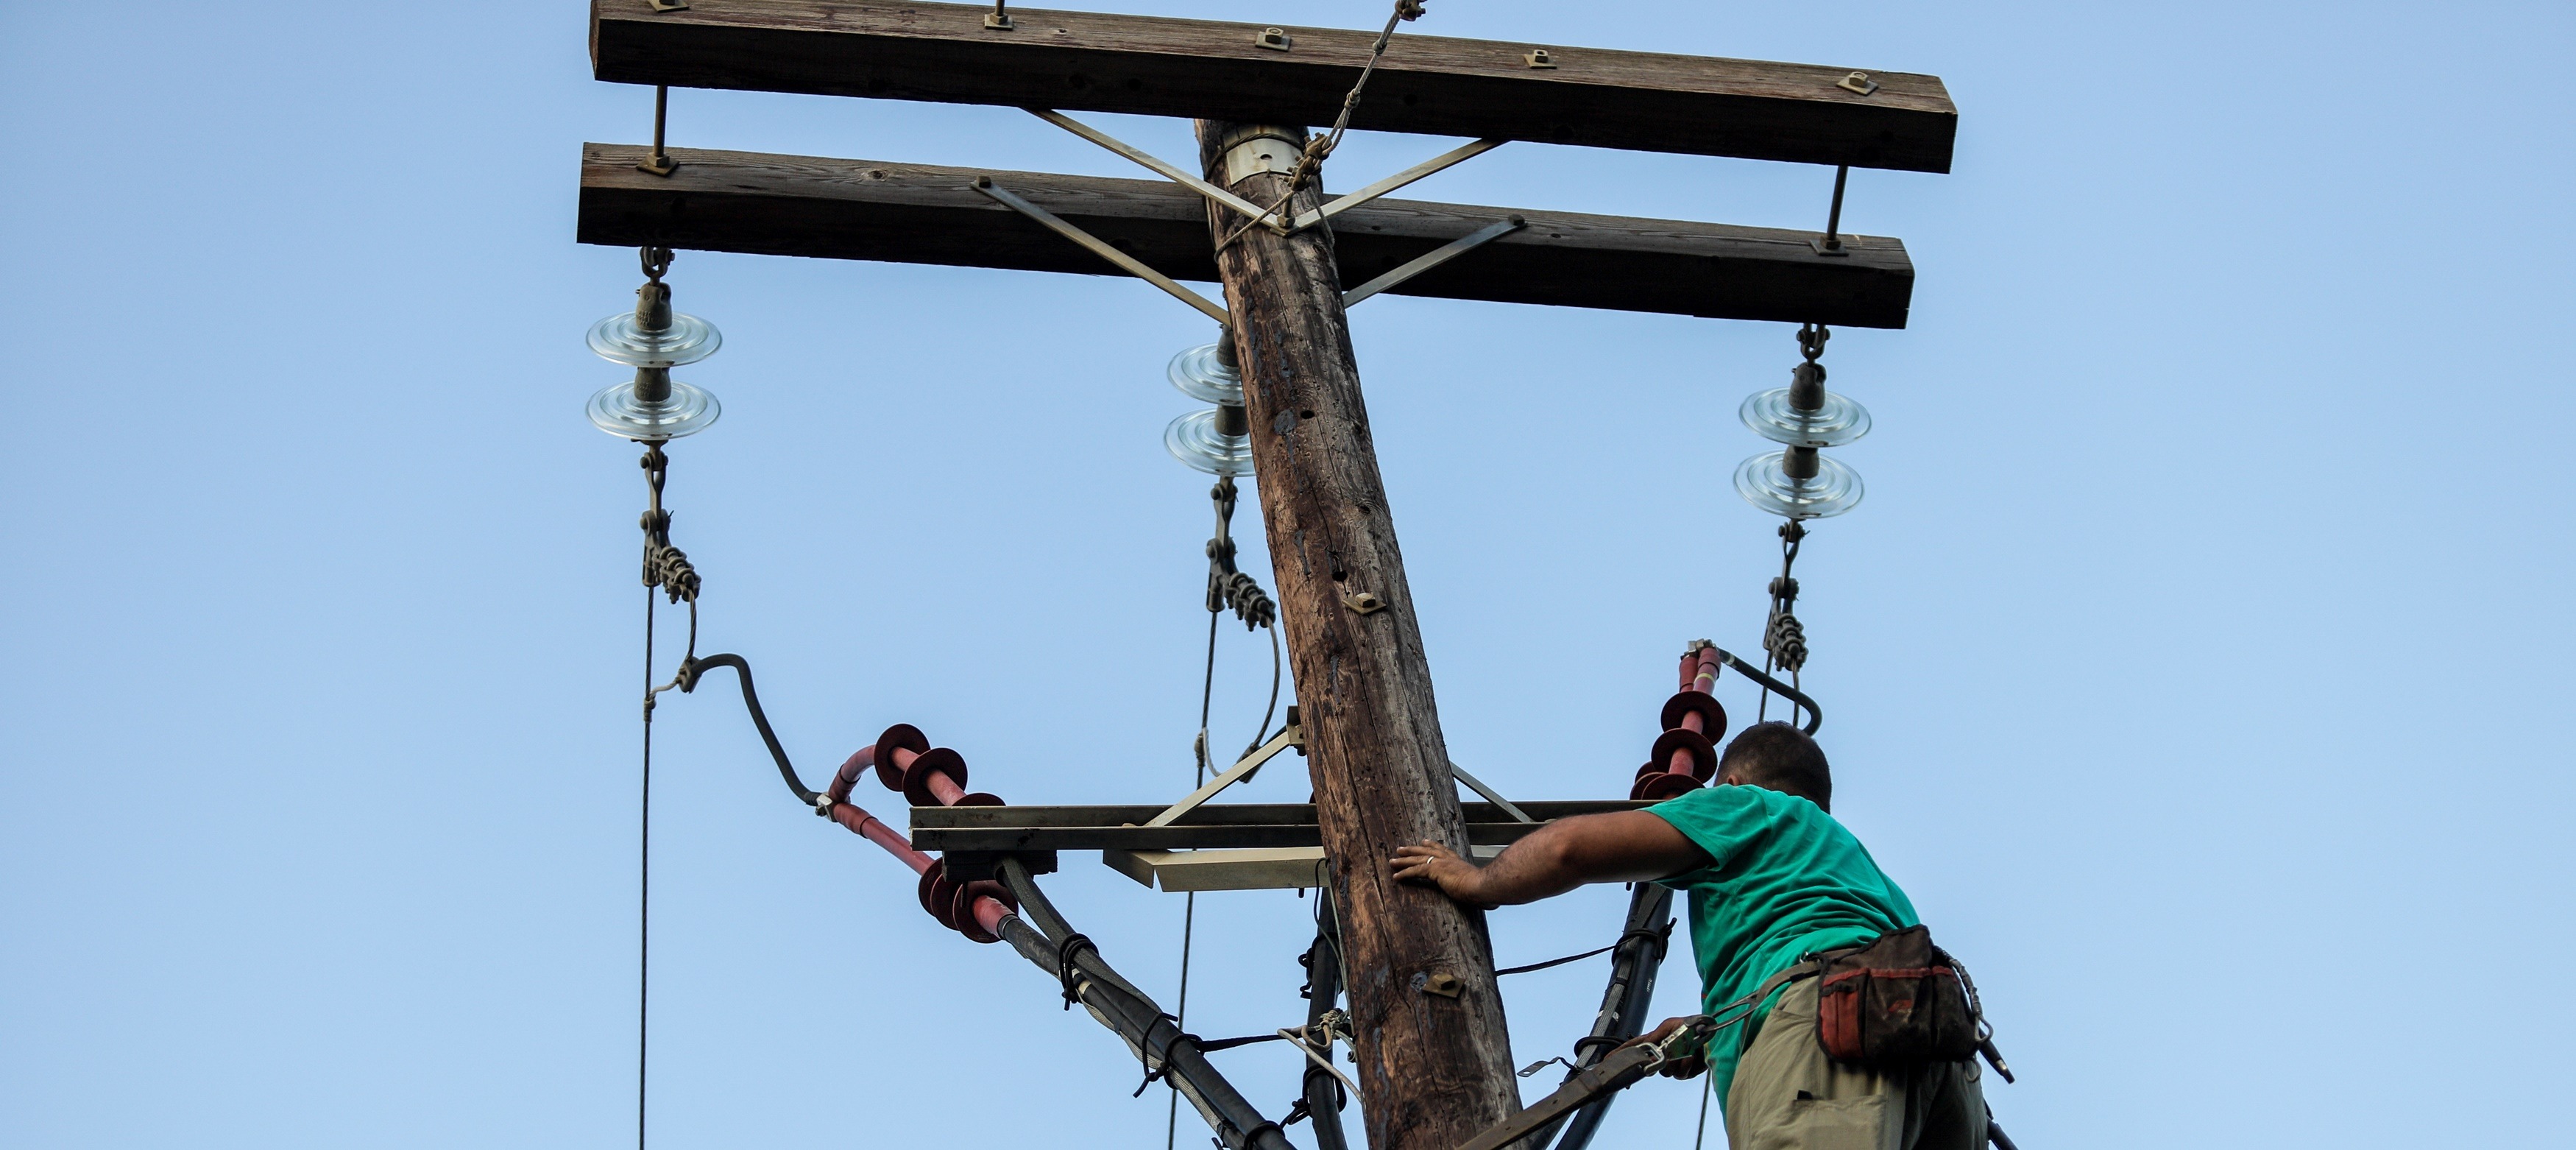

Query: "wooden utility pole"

xmin=578 ymin=7 xmax=1960 ymax=1148
xmin=1195 ymin=119 xmax=1520 ymax=1150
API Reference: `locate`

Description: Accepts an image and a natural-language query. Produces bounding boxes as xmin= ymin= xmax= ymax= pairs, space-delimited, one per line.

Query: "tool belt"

xmin=1720 ymin=923 xmax=2007 ymax=1076
xmin=1810 ymin=924 xmax=1983 ymax=1067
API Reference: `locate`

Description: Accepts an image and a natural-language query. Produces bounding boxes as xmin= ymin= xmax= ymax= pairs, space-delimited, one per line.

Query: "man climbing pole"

xmin=1393 ymin=722 xmax=1994 ymax=1150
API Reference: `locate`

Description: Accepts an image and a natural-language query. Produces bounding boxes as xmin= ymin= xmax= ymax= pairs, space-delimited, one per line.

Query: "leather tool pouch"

xmin=1812 ymin=925 xmax=1984 ymax=1068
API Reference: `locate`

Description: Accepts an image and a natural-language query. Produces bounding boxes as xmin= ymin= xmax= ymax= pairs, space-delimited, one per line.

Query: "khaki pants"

xmin=1723 ymin=977 xmax=1987 ymax=1150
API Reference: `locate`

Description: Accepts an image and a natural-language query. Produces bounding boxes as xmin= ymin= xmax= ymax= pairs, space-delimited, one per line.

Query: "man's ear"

xmin=1715 ymin=771 xmax=1744 ymax=787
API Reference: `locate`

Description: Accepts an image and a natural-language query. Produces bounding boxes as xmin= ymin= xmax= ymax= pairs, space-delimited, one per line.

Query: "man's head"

xmin=1716 ymin=722 xmax=1831 ymax=811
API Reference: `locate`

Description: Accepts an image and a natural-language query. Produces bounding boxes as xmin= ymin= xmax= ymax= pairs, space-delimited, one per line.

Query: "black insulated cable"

xmin=673 ymin=653 xmax=820 ymax=805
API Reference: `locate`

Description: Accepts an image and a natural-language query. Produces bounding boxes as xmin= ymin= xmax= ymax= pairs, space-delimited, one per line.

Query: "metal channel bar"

xmin=972 ymin=177 xmax=1231 ymax=324
xmin=1341 ymin=217 xmax=1525 ymax=308
xmin=1025 ymin=107 xmax=1282 ymax=227
xmin=1144 ymin=726 xmax=1303 ymax=828
xmin=1293 ymin=137 xmax=1508 ymax=230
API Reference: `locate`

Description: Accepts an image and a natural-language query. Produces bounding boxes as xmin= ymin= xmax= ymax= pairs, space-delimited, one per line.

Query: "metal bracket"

xmin=1027 ymin=109 xmax=1287 ymax=231
xmin=982 ymin=1 xmax=1011 ymax=30
xmin=647 ymin=0 xmax=689 ymax=11
xmin=1524 ymin=49 xmax=1557 ymax=68
xmin=1449 ymin=763 xmax=1535 ymax=824
xmin=1256 ymin=27 xmax=1294 ymax=51
xmin=1340 ymin=590 xmax=1387 ymax=615
xmin=1141 ymin=722 xmax=1306 ymax=829
xmin=972 ymin=177 xmax=1231 ymax=324
xmin=1342 ymin=216 xmax=1525 ymax=308
xmin=1220 ymin=128 xmax=1306 ymax=188
xmin=1290 ymin=138 xmax=1508 ymax=230
xmin=1837 ymin=71 xmax=1879 ymax=96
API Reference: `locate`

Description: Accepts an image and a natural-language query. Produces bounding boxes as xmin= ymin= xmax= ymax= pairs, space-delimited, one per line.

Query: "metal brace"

xmin=1341 ymin=216 xmax=1525 ymax=308
xmin=1141 ymin=720 xmax=1307 ymax=829
xmin=972 ymin=177 xmax=1231 ymax=325
xmin=1449 ymin=763 xmax=1536 ymax=824
xmin=1027 ymin=110 xmax=1506 ymax=240
xmin=1289 ymin=138 xmax=1509 ymax=230
xmin=1027 ymin=109 xmax=1287 ymax=231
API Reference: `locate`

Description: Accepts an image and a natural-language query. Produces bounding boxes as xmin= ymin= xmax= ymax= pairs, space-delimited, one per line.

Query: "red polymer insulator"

xmin=949 ymin=880 xmax=1019 ymax=945
xmin=919 ymin=868 xmax=961 ymax=927
xmin=1650 ymin=728 xmax=1719 ymax=783
xmin=967 ymin=890 xmax=1013 ymax=939
xmin=872 ymin=724 xmax=931 ymax=791
xmin=1631 ymin=769 xmax=1702 ymax=802
xmin=901 ymin=747 xmax=972 ymax=807
xmin=1658 ymin=691 xmax=1729 ymax=740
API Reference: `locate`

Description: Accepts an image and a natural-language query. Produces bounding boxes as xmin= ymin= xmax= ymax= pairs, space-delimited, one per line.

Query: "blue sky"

xmin=4 ymin=2 xmax=2570 ymax=1148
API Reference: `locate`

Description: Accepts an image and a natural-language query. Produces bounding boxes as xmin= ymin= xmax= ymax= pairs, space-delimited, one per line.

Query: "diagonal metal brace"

xmin=972 ymin=176 xmax=1231 ymax=324
xmin=1342 ymin=217 xmax=1526 ymax=308
xmin=1027 ymin=108 xmax=1287 ymax=231
xmin=1144 ymin=722 xmax=1305 ymax=829
xmin=1292 ymin=138 xmax=1508 ymax=230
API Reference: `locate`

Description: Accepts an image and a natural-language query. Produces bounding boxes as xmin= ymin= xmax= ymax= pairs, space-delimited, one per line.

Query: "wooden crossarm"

xmin=591 ymin=0 xmax=1957 ymax=172
xmin=577 ymin=144 xmax=1916 ymax=327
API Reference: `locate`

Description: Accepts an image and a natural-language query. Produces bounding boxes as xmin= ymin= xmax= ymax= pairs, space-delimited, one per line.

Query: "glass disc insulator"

xmin=588 ymin=378 xmax=721 ymax=442
xmin=1733 ymin=450 xmax=1864 ymax=520
xmin=1167 ymin=343 xmax=1244 ymax=406
xmin=1739 ymin=387 xmax=1872 ymax=448
xmin=588 ymin=311 xmax=723 ymax=367
xmin=1164 ymin=408 xmax=1253 ymax=476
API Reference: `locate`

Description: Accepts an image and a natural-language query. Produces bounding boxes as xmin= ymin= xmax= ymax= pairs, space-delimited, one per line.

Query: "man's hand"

xmin=1622 ymin=1016 xmax=1710 ymax=1080
xmin=1390 ymin=841 xmax=1495 ymax=909
xmin=1387 ymin=812 xmax=1711 ymax=910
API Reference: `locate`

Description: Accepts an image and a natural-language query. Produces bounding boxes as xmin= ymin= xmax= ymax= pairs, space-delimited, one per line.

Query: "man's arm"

xmin=1389 ymin=811 xmax=1710 ymax=908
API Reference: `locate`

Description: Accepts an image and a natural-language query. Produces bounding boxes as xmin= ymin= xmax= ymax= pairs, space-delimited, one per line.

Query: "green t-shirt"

xmin=1646 ymin=785 xmax=1917 ymax=1111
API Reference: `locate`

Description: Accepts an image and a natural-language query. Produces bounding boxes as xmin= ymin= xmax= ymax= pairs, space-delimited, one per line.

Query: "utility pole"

xmin=1195 ymin=119 xmax=1521 ymax=1150
xmin=576 ymin=7 xmax=1960 ymax=1149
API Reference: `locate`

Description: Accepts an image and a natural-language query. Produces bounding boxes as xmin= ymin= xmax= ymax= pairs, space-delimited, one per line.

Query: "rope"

xmin=1217 ymin=0 xmax=1424 ymax=252
xmin=1055 ymin=932 xmax=1098 ymax=1010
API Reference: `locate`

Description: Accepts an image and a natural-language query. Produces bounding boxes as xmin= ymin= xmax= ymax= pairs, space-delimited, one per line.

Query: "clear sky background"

xmin=4 ymin=1 xmax=2571 ymax=1148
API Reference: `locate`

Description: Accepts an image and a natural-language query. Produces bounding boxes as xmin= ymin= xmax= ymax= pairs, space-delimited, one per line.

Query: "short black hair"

xmin=1718 ymin=722 xmax=1832 ymax=811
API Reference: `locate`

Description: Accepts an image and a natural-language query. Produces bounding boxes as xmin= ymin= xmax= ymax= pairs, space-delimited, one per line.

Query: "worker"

xmin=1390 ymin=721 xmax=1986 ymax=1150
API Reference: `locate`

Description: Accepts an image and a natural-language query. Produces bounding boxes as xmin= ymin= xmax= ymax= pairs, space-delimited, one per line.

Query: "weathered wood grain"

xmin=1198 ymin=117 xmax=1521 ymax=1150
xmin=577 ymin=144 xmax=1915 ymax=327
xmin=591 ymin=0 xmax=1955 ymax=171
